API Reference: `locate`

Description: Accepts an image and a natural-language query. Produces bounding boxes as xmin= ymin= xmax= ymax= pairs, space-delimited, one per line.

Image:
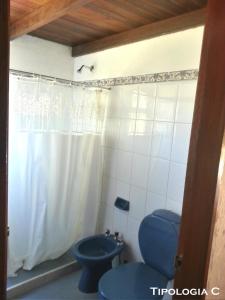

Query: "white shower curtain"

xmin=8 ymin=75 xmax=108 ymax=276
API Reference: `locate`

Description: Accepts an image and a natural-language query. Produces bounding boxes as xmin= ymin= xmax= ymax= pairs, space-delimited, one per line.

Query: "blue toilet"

xmin=98 ymin=209 xmax=180 ymax=300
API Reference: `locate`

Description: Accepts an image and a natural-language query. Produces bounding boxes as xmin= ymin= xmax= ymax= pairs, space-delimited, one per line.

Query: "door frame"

xmin=0 ymin=0 xmax=9 ymax=299
xmin=174 ymin=0 xmax=225 ymax=298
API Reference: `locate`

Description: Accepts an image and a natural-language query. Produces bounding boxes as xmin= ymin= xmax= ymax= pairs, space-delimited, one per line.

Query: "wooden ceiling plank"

xmin=66 ymin=9 xmax=130 ymax=33
xmin=30 ymin=31 xmax=75 ymax=46
xmin=10 ymin=0 xmax=93 ymax=39
xmin=128 ymin=0 xmax=177 ymax=19
xmin=53 ymin=18 xmax=105 ymax=38
xmin=85 ymin=0 xmax=148 ymax=28
xmin=63 ymin=15 xmax=113 ymax=36
xmin=10 ymin=0 xmax=49 ymax=22
xmin=72 ymin=7 xmax=206 ymax=57
xmin=90 ymin=0 xmax=153 ymax=27
xmin=76 ymin=6 xmax=133 ymax=30
xmin=105 ymin=0 xmax=158 ymax=23
xmin=34 ymin=19 xmax=99 ymax=42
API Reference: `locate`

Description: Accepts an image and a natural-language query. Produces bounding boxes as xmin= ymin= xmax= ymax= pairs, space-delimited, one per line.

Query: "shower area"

xmin=7 ymin=66 xmax=197 ymax=295
xmin=7 ymin=70 xmax=109 ymax=290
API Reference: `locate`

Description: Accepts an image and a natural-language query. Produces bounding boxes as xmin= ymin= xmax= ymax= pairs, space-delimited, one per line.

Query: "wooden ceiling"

xmin=10 ymin=0 xmax=208 ymax=57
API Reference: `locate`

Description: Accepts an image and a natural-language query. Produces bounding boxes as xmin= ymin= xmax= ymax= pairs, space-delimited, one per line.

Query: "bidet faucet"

xmin=114 ymin=232 xmax=123 ymax=246
xmin=114 ymin=232 xmax=119 ymax=240
xmin=105 ymin=229 xmax=110 ymax=237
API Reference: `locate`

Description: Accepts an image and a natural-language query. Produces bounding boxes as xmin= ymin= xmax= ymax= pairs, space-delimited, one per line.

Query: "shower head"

xmin=77 ymin=65 xmax=94 ymax=73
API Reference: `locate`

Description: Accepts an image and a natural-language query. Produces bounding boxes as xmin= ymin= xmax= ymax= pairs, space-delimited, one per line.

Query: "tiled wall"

xmin=99 ymin=80 xmax=197 ymax=261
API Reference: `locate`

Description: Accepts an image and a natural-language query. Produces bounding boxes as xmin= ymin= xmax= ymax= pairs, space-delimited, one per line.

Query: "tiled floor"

xmin=7 ymin=251 xmax=74 ymax=288
xmin=14 ymin=271 xmax=98 ymax=300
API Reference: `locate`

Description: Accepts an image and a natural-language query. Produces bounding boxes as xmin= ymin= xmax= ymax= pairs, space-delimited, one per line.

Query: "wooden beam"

xmin=0 ymin=0 xmax=9 ymax=299
xmin=173 ymin=0 xmax=225 ymax=298
xmin=10 ymin=0 xmax=92 ymax=40
xmin=72 ymin=8 xmax=206 ymax=57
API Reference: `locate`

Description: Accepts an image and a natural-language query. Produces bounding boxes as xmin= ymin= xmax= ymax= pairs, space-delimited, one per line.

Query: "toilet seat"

xmin=99 ymin=262 xmax=168 ymax=300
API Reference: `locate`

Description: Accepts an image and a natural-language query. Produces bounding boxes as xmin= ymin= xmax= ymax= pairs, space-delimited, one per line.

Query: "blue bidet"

xmin=72 ymin=234 xmax=124 ymax=293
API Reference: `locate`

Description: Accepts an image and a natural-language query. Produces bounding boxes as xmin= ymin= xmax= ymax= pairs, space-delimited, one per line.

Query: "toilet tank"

xmin=138 ymin=209 xmax=180 ymax=280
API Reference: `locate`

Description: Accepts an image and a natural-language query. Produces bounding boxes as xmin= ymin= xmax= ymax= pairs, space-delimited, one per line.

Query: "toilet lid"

xmin=139 ymin=210 xmax=180 ymax=279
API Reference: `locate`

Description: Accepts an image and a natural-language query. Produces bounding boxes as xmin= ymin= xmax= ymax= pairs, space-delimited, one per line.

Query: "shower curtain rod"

xmin=10 ymin=69 xmax=111 ymax=90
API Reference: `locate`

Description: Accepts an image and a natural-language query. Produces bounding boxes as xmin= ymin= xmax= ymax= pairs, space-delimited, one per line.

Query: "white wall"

xmin=74 ymin=27 xmax=204 ymax=80
xmin=80 ymin=27 xmax=203 ymax=261
xmin=10 ymin=35 xmax=74 ymax=80
xmin=99 ymin=80 xmax=197 ymax=261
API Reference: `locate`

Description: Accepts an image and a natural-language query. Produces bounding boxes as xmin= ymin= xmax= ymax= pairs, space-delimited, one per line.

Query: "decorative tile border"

xmin=78 ymin=69 xmax=199 ymax=88
xmin=10 ymin=69 xmax=198 ymax=89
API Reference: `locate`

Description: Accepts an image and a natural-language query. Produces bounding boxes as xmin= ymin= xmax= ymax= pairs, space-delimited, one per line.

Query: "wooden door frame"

xmin=174 ymin=0 xmax=225 ymax=298
xmin=0 ymin=0 xmax=9 ymax=299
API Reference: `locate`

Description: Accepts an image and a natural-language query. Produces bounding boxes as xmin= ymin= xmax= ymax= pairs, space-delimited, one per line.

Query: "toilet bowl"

xmin=72 ymin=234 xmax=125 ymax=293
xmin=99 ymin=209 xmax=180 ymax=300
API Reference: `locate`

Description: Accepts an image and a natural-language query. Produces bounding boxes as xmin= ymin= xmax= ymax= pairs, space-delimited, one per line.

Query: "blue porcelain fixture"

xmin=99 ymin=209 xmax=180 ymax=300
xmin=72 ymin=233 xmax=125 ymax=293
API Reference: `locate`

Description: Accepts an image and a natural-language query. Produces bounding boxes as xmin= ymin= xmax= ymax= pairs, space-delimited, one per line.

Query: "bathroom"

xmin=2 ymin=0 xmax=225 ymax=299
xmin=6 ymin=25 xmax=201 ymax=298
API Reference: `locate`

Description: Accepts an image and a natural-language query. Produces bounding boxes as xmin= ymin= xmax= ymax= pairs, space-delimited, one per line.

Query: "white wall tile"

xmin=117 ymin=150 xmax=132 ymax=183
xmin=117 ymin=85 xmax=138 ymax=119
xmin=137 ymin=84 xmax=156 ymax=120
xmin=148 ymin=158 xmax=170 ymax=196
xmin=101 ymin=176 xmax=117 ymax=208
xmin=107 ymin=85 xmax=138 ymax=119
xmin=166 ymin=198 xmax=183 ymax=215
xmin=155 ymin=84 xmax=178 ymax=122
xmin=133 ymin=120 xmax=153 ymax=156
xmin=118 ymin=119 xmax=135 ymax=151
xmin=103 ymin=147 xmax=117 ymax=177
xmin=146 ymin=192 xmax=167 ymax=214
xmin=151 ymin=122 xmax=174 ymax=159
xmin=104 ymin=118 xmax=120 ymax=148
xmin=176 ymin=81 xmax=197 ymax=123
xmin=99 ymin=202 xmax=114 ymax=232
xmin=167 ymin=162 xmax=186 ymax=203
xmin=171 ymin=123 xmax=191 ymax=163
xmin=113 ymin=209 xmax=128 ymax=238
xmin=100 ymin=80 xmax=196 ymax=262
xmin=130 ymin=186 xmax=147 ymax=222
xmin=116 ymin=180 xmax=130 ymax=200
xmin=107 ymin=88 xmax=121 ymax=118
xmin=131 ymin=154 xmax=149 ymax=189
xmin=126 ymin=217 xmax=142 ymax=261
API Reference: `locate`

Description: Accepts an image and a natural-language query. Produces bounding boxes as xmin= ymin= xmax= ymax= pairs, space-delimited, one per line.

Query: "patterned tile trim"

xmin=10 ymin=69 xmax=198 ymax=89
xmin=78 ymin=69 xmax=199 ymax=88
